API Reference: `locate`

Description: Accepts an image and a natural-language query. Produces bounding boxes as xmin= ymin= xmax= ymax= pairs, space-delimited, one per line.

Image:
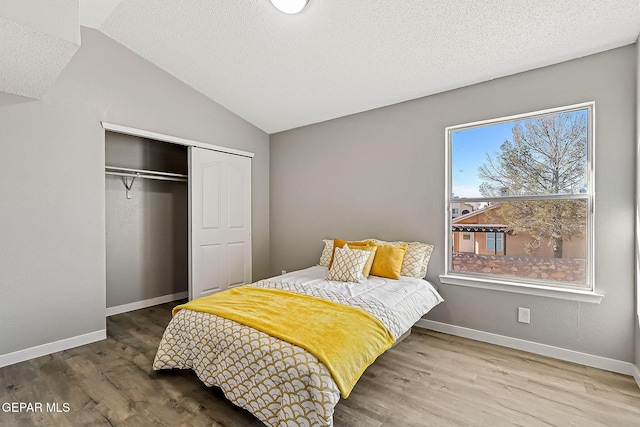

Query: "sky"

xmin=451 ymin=121 xmax=514 ymax=198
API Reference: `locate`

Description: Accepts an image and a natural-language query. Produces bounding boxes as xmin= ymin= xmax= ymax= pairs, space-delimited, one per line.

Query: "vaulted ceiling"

xmin=2 ymin=1 xmax=639 ymax=133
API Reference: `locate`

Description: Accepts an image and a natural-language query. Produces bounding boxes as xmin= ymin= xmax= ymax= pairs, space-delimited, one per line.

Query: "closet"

xmin=104 ymin=125 xmax=252 ymax=315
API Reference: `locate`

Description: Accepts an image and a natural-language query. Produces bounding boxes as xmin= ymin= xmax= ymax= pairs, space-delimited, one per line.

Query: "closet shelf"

xmin=105 ymin=166 xmax=188 ymax=182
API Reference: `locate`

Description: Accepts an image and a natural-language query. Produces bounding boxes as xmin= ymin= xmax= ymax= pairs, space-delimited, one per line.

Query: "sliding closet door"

xmin=189 ymin=147 xmax=252 ymax=300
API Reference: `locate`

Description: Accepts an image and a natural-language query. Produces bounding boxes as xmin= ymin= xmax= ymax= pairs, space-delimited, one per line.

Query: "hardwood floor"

xmin=1 ymin=302 xmax=639 ymax=426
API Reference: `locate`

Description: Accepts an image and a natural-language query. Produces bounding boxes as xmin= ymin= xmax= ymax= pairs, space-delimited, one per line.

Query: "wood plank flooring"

xmin=1 ymin=301 xmax=639 ymax=426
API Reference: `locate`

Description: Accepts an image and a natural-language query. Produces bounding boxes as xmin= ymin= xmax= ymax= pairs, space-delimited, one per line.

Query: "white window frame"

xmin=440 ymin=102 xmax=602 ymax=303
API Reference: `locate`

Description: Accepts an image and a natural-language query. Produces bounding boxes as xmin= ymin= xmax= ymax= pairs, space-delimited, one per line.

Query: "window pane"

xmin=451 ymin=109 xmax=588 ymax=199
xmin=451 ymin=199 xmax=588 ymax=286
xmin=486 ymin=233 xmax=495 ymax=251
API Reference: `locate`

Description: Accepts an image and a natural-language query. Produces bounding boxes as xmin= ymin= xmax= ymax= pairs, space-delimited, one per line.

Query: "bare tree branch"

xmin=478 ymin=110 xmax=588 ymax=257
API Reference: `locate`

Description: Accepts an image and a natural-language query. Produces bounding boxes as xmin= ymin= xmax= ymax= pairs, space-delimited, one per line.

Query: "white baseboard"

xmin=632 ymin=363 xmax=640 ymax=389
xmin=106 ymin=291 xmax=187 ymax=317
xmin=415 ymin=319 xmax=637 ymax=379
xmin=0 ymin=292 xmax=188 ymax=368
xmin=0 ymin=330 xmax=106 ymax=369
xmin=0 ymin=292 xmax=186 ymax=370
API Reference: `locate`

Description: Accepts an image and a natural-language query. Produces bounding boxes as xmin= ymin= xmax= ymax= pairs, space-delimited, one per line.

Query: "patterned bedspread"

xmin=153 ymin=270 xmax=442 ymax=426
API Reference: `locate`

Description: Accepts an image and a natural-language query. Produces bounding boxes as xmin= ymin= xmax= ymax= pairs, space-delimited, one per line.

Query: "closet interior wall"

xmin=105 ymin=132 xmax=188 ymax=311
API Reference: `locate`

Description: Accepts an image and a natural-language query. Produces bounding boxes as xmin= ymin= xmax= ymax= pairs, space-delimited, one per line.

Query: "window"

xmin=444 ymin=103 xmax=594 ymax=293
xmin=486 ymin=232 xmax=503 ymax=252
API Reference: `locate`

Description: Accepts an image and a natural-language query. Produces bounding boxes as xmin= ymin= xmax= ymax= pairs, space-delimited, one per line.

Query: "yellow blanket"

xmin=173 ymin=286 xmax=395 ymax=398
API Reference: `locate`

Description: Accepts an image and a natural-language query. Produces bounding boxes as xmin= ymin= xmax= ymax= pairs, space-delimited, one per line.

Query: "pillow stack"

xmin=367 ymin=239 xmax=434 ymax=279
xmin=321 ymin=237 xmax=434 ymax=282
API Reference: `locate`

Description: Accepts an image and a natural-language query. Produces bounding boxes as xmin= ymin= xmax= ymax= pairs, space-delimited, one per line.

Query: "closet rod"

xmin=105 ymin=166 xmax=188 ymax=182
xmin=106 ymin=171 xmax=187 ymax=182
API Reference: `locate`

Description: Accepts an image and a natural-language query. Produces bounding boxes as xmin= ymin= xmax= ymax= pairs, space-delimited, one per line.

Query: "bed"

xmin=153 ymin=240 xmax=443 ymax=426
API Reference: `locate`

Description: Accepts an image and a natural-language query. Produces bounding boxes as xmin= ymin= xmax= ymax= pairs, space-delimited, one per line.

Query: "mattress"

xmin=153 ymin=266 xmax=443 ymax=426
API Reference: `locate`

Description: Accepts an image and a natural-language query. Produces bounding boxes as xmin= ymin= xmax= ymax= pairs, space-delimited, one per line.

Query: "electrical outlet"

xmin=281 ymin=270 xmax=286 ymax=275
xmin=518 ymin=307 xmax=530 ymax=324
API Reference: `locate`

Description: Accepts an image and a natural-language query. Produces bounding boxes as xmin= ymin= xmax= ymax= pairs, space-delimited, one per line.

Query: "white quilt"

xmin=274 ymin=266 xmax=444 ymax=338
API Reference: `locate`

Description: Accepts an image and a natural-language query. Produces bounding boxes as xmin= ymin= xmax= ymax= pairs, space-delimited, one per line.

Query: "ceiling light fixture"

xmin=270 ymin=0 xmax=309 ymax=14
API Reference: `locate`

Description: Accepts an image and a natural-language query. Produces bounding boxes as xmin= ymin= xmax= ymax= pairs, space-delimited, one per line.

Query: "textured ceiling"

xmin=1 ymin=0 xmax=80 ymax=98
xmin=8 ymin=1 xmax=640 ymax=133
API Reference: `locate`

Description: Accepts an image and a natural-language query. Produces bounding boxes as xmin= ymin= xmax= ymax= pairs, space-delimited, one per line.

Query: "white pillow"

xmin=327 ymin=245 xmax=370 ymax=283
xmin=319 ymin=239 xmax=334 ymax=267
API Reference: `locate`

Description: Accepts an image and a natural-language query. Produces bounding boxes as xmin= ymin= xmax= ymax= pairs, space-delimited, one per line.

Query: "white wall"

xmin=0 ymin=27 xmax=269 ymax=359
xmin=270 ymin=45 xmax=636 ymax=362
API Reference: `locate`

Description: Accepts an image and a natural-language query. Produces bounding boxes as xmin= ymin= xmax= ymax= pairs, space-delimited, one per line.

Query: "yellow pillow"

xmin=330 ymin=238 xmax=371 ymax=267
xmin=370 ymin=243 xmax=408 ymax=280
xmin=347 ymin=244 xmax=378 ymax=277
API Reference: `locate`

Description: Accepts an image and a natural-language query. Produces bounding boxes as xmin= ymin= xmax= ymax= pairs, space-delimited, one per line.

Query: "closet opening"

xmin=105 ymin=131 xmax=189 ymax=317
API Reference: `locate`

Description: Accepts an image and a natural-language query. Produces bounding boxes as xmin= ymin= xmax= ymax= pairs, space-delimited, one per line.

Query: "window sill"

xmin=439 ymin=274 xmax=604 ymax=304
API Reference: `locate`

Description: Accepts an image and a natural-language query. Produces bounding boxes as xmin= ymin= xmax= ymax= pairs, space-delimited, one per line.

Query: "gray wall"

xmin=0 ymin=27 xmax=269 ymax=357
xmin=270 ymin=45 xmax=636 ymax=362
xmin=635 ymin=41 xmax=640 ymax=372
xmin=105 ymin=133 xmax=188 ymax=308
